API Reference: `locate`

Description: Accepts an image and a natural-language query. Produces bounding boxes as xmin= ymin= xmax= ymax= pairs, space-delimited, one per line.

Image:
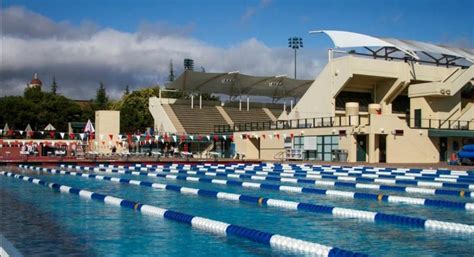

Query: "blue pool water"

xmin=1 ymin=163 xmax=474 ymax=256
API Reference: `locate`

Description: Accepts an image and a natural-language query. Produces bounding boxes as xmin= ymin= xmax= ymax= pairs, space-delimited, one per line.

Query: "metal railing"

xmin=214 ymin=115 xmax=474 ymax=133
xmin=214 ymin=115 xmax=369 ymax=133
xmin=407 ymin=117 xmax=472 ymax=130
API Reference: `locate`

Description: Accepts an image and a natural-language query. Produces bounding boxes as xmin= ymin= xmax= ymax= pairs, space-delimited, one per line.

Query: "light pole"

xmin=288 ymin=37 xmax=303 ymax=79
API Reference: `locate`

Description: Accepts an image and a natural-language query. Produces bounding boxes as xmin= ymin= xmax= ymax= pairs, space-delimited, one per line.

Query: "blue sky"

xmin=4 ymin=0 xmax=473 ymax=48
xmin=1 ymin=0 xmax=473 ymax=98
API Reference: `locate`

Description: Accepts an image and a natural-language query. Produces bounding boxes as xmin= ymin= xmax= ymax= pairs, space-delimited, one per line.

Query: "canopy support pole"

xmin=199 ymin=94 xmax=202 ymax=109
xmin=239 ymin=97 xmax=242 ymax=111
xmin=247 ymin=97 xmax=249 ymax=111
xmin=290 ymin=100 xmax=293 ymax=111
xmin=191 ymin=95 xmax=194 ymax=109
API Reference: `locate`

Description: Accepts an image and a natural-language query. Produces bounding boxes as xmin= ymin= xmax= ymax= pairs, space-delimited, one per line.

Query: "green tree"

xmin=168 ymin=59 xmax=175 ymax=82
xmin=95 ymin=82 xmax=109 ymax=110
xmin=51 ymin=76 xmax=58 ymax=95
xmin=0 ymin=90 xmax=82 ymax=133
xmin=124 ymin=85 xmax=130 ymax=96
xmin=113 ymin=88 xmax=157 ymax=133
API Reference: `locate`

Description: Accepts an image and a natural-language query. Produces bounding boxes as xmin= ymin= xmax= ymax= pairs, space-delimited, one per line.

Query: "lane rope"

xmin=0 ymin=170 xmax=366 ymax=257
xmin=22 ymin=165 xmax=474 ymax=234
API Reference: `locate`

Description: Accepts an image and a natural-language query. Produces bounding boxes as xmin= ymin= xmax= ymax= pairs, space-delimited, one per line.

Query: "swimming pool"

xmin=1 ymin=163 xmax=473 ymax=256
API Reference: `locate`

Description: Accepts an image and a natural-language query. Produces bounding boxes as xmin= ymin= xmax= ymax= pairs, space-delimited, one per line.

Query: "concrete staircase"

xmin=409 ymin=66 xmax=474 ymax=97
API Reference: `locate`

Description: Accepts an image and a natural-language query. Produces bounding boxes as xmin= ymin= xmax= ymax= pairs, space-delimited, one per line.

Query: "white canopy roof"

xmin=311 ymin=30 xmax=474 ymax=63
xmin=169 ymin=70 xmax=313 ymax=99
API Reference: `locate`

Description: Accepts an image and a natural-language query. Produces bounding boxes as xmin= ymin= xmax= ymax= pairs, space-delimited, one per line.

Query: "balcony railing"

xmin=214 ymin=115 xmax=474 ymax=133
xmin=407 ymin=117 xmax=472 ymax=130
xmin=214 ymin=115 xmax=369 ymax=133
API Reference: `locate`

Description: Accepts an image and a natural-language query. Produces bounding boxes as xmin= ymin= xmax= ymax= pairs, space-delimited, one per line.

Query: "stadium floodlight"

xmin=288 ymin=37 xmax=303 ymax=79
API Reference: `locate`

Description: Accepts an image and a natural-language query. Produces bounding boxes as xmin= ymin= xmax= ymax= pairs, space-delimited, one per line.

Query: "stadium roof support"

xmin=168 ymin=70 xmax=313 ymax=100
xmin=311 ymin=30 xmax=474 ymax=63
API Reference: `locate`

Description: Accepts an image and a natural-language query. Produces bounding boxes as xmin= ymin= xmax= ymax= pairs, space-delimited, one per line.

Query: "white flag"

xmin=60 ymin=132 xmax=65 ymax=139
xmin=19 ymin=130 xmax=24 ymax=135
xmin=79 ymin=133 xmax=85 ymax=140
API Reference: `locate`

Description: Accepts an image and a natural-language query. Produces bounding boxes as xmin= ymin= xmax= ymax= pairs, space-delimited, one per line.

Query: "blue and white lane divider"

xmin=51 ymin=165 xmax=474 ymax=211
xmin=105 ymin=163 xmax=474 ymax=185
xmin=19 ymin=166 xmax=474 ymax=234
xmin=135 ymin=165 xmax=474 ymax=190
xmin=92 ymin=164 xmax=474 ymax=193
xmin=74 ymin=164 xmax=473 ymax=199
xmin=221 ymin=165 xmax=474 ymax=184
xmin=228 ymin=166 xmax=474 ymax=185
xmin=0 ymin=171 xmax=366 ymax=257
xmin=124 ymin=162 xmax=474 ymax=179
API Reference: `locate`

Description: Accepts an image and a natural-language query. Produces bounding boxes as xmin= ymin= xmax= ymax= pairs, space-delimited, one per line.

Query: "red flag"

xmin=276 ymin=133 xmax=280 ymax=139
xmin=49 ymin=131 xmax=55 ymax=138
xmin=229 ymin=135 xmax=234 ymax=141
xmin=213 ymin=135 xmax=219 ymax=141
xmin=290 ymin=133 xmax=294 ymax=139
xmin=69 ymin=133 xmax=75 ymax=139
xmin=109 ymin=134 xmax=114 ymax=141
xmin=262 ymin=134 xmax=266 ymax=139
xmin=197 ymin=135 xmax=202 ymax=141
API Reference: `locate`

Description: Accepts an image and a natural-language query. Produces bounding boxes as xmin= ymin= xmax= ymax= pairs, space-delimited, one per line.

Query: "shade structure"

xmin=168 ymin=70 xmax=313 ymax=99
xmin=311 ymin=30 xmax=474 ymax=63
xmin=3 ymin=123 xmax=9 ymax=134
xmin=25 ymin=124 xmax=33 ymax=132
xmin=84 ymin=119 xmax=95 ymax=133
xmin=44 ymin=123 xmax=56 ymax=131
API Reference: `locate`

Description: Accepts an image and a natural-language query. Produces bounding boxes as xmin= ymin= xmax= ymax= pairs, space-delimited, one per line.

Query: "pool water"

xmin=1 ymin=163 xmax=473 ymax=256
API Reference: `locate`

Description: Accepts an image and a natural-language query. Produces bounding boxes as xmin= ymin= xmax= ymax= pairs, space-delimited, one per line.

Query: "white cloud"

xmin=1 ymin=6 xmax=323 ymax=99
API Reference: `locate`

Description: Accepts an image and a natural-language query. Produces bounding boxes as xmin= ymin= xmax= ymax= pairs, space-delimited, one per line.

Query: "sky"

xmin=1 ymin=0 xmax=473 ymax=99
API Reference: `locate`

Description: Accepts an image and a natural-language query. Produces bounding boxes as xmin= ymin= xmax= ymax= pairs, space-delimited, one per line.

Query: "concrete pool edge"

xmin=0 ymin=233 xmax=24 ymax=257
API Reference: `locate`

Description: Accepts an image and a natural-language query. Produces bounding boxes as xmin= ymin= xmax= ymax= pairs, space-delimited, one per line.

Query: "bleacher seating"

xmin=169 ymin=104 xmax=228 ymax=134
xmin=224 ymin=107 xmax=274 ymax=124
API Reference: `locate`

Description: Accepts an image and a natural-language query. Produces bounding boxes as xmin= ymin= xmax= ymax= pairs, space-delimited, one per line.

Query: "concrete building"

xmin=150 ymin=30 xmax=474 ymax=163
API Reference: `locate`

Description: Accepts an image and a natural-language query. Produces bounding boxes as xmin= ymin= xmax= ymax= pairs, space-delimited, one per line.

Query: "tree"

xmin=0 ymin=90 xmax=82 ymax=133
xmin=95 ymin=82 xmax=109 ymax=110
xmin=168 ymin=59 xmax=175 ymax=82
xmin=51 ymin=76 xmax=58 ymax=95
xmin=124 ymin=85 xmax=130 ymax=96
xmin=113 ymin=88 xmax=157 ymax=133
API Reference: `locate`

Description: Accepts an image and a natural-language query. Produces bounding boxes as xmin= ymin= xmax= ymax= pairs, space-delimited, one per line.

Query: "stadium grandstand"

xmin=149 ymin=30 xmax=474 ymax=163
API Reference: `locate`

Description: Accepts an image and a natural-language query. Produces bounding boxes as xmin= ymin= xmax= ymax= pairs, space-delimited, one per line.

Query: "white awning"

xmin=310 ymin=30 xmax=473 ymax=63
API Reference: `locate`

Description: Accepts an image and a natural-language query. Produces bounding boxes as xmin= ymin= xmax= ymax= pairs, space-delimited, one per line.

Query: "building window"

xmin=293 ymin=135 xmax=339 ymax=161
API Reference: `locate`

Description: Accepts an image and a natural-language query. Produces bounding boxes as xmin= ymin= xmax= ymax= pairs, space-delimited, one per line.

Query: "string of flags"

xmin=0 ymin=128 xmax=306 ymax=148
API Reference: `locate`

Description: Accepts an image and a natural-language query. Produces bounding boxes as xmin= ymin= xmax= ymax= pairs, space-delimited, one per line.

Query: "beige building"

xmin=150 ymin=30 xmax=474 ymax=163
xmin=94 ymin=110 xmax=120 ymax=153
